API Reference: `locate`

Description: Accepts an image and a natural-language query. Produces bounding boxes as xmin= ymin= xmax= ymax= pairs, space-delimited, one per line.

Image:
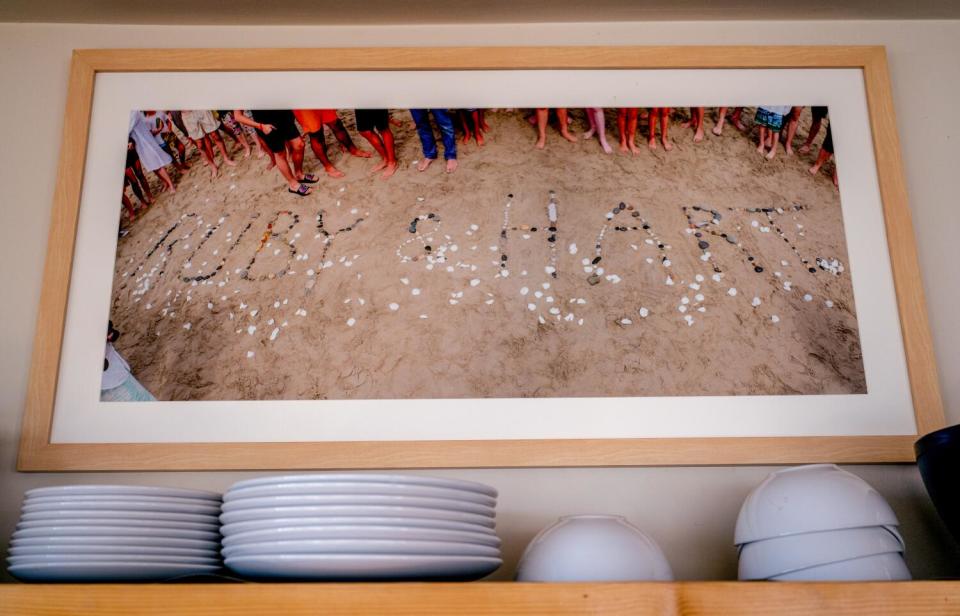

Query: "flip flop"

xmin=298 ymin=174 xmax=319 ymax=184
xmin=287 ymin=184 xmax=311 ymax=196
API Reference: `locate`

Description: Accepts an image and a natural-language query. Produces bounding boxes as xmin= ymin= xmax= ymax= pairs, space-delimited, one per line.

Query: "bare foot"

xmin=680 ymin=119 xmax=693 ymax=129
xmin=734 ymin=120 xmax=747 ymax=132
xmin=476 ymin=133 xmax=485 ymax=147
xmin=808 ymin=165 xmax=820 ymax=175
xmin=445 ymin=159 xmax=458 ymax=173
xmin=648 ymin=138 xmax=657 ymax=150
xmin=325 ymin=166 xmax=345 ymax=178
xmin=561 ymin=130 xmax=578 ymax=144
xmin=757 ymin=144 xmax=766 ymax=155
xmin=765 ymin=148 xmax=777 ymax=160
xmin=350 ymin=148 xmax=372 ymax=159
xmin=242 ymin=148 xmax=251 ymax=159
xmin=785 ymin=145 xmax=794 ymax=156
xmin=264 ymin=158 xmax=275 ymax=171
xmin=210 ymin=166 xmax=220 ymax=179
xmin=619 ymin=140 xmax=629 ymax=153
xmin=255 ymin=149 xmax=265 ymax=159
xmin=628 ymin=140 xmax=640 ymax=155
xmin=369 ymin=160 xmax=387 ymax=174
xmin=461 ymin=134 xmax=470 ymax=145
xmin=662 ymin=138 xmax=673 ymax=151
xmin=694 ymin=128 xmax=704 ymax=143
xmin=381 ymin=162 xmax=398 ymax=179
xmin=224 ymin=158 xmax=237 ymax=167
xmin=535 ymin=136 xmax=546 ymax=150
xmin=601 ymin=141 xmax=613 ymax=154
xmin=417 ymin=158 xmax=434 ymax=172
xmin=712 ymin=124 xmax=723 ymax=136
xmin=582 ymin=129 xmax=596 ymax=140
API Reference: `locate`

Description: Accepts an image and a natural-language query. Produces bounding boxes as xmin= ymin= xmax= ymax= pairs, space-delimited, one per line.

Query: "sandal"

xmin=299 ymin=174 xmax=319 ymax=184
xmin=288 ymin=184 xmax=311 ymax=196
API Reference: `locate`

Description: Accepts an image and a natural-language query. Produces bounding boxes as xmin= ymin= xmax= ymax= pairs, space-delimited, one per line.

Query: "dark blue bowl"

xmin=915 ymin=424 xmax=960 ymax=542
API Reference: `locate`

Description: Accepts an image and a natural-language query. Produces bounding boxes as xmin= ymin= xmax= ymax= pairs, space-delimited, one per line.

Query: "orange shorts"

xmin=293 ymin=109 xmax=339 ymax=134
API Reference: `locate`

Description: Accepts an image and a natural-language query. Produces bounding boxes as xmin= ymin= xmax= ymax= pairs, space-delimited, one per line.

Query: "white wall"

xmin=0 ymin=20 xmax=958 ymax=582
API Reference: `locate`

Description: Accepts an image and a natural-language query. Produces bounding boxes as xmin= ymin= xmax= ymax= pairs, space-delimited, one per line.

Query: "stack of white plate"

xmin=220 ymin=474 xmax=501 ymax=580
xmin=8 ymin=485 xmax=223 ymax=582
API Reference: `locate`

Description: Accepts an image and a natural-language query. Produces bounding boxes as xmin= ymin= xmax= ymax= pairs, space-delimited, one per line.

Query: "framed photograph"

xmin=19 ymin=46 xmax=943 ymax=470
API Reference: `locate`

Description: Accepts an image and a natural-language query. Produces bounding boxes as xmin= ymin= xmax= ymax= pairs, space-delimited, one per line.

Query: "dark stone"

xmin=427 ymin=213 xmax=436 ymax=219
xmin=698 ymin=240 xmax=709 ymax=250
xmin=530 ymin=227 xmax=538 ymax=232
xmin=592 ymin=256 xmax=602 ymax=265
xmin=507 ymin=194 xmax=513 ymax=198
xmin=725 ymin=234 xmax=737 ymax=244
xmin=747 ymin=256 xmax=754 ymax=261
xmin=754 ymin=266 xmax=764 ymax=273
xmin=548 ymin=226 xmax=557 ymax=232
xmin=809 ymin=267 xmax=817 ymax=273
xmin=694 ymin=232 xmax=702 ymax=238
xmin=501 ymin=254 xmax=508 ymax=261
xmin=587 ymin=274 xmax=601 ymax=285
xmin=547 ymin=236 xmax=556 ymax=243
xmin=425 ymin=245 xmax=432 ymax=252
xmin=632 ymin=211 xmax=640 ymax=218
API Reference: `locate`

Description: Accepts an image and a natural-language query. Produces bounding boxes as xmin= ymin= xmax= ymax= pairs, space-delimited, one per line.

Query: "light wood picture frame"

xmin=18 ymin=46 xmax=944 ymax=470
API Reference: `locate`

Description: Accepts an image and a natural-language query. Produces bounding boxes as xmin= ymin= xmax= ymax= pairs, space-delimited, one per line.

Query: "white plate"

xmin=25 ymin=494 xmax=222 ymax=508
xmin=20 ymin=509 xmax=219 ymax=524
xmin=10 ymin=544 xmax=219 ymax=558
xmin=222 ymin=524 xmax=501 ymax=547
xmin=220 ymin=516 xmax=498 ymax=537
xmin=222 ymin=538 xmax=500 ymax=558
xmin=225 ymin=553 xmax=501 ymax=580
xmin=12 ymin=535 xmax=220 ymax=550
xmin=7 ymin=561 xmax=220 ymax=582
xmin=22 ymin=499 xmax=221 ymax=515
xmin=221 ymin=494 xmax=494 ymax=516
xmin=8 ymin=554 xmax=221 ymax=566
xmin=17 ymin=517 xmax=219 ymax=532
xmin=224 ymin=482 xmax=496 ymax=506
xmin=25 ymin=485 xmax=221 ymax=501
xmin=220 ymin=505 xmax=495 ymax=528
xmin=13 ymin=525 xmax=221 ymax=541
xmin=230 ymin=474 xmax=496 ymax=498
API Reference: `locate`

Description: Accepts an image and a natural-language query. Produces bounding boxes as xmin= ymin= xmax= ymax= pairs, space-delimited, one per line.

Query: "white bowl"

xmin=516 ymin=515 xmax=673 ymax=582
xmin=26 ymin=485 xmax=221 ymax=501
xmin=220 ymin=516 xmax=497 ymax=537
xmin=221 ymin=494 xmax=494 ymax=517
xmin=219 ymin=505 xmax=495 ymax=528
xmin=770 ymin=551 xmax=911 ymax=581
xmin=224 ymin=482 xmax=496 ymax=507
xmin=738 ymin=526 xmax=905 ymax=580
xmin=222 ymin=524 xmax=501 ymax=547
xmin=735 ymin=465 xmax=899 ymax=545
xmin=229 ymin=474 xmax=496 ymax=498
xmin=222 ymin=538 xmax=500 ymax=558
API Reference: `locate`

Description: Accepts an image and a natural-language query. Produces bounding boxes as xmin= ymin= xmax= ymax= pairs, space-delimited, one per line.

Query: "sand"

xmin=109 ymin=108 xmax=864 ymax=401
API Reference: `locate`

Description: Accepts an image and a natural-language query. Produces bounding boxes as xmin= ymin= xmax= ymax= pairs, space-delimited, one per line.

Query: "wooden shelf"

xmin=1 ymin=581 xmax=959 ymax=615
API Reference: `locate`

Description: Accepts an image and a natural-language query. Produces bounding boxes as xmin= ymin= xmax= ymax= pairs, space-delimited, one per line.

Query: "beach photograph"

xmin=104 ymin=105 xmax=861 ymax=402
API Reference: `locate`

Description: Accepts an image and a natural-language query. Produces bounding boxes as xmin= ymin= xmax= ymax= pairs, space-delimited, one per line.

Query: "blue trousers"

xmin=410 ymin=109 xmax=457 ymax=160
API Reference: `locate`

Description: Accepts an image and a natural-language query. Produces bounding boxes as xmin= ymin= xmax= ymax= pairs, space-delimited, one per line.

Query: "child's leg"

xmin=194 ymin=137 xmax=218 ymax=177
xmin=583 ymin=107 xmax=597 ymax=139
xmin=360 ymin=130 xmax=388 ymax=171
xmin=809 ymin=147 xmax=831 ymax=175
xmin=800 ymin=117 xmax=824 ymax=154
xmin=330 ymin=119 xmax=371 ymax=158
xmin=713 ymin=107 xmax=727 ymax=136
xmin=458 ymin=110 xmax=473 ymax=145
xmin=209 ymin=131 xmax=236 ymax=167
xmin=288 ymin=136 xmax=307 ymax=180
xmin=731 ymin=107 xmax=746 ymax=131
xmin=534 ymin=108 xmax=548 ymax=149
xmin=471 ymin=110 xmax=484 ymax=146
xmin=693 ymin=107 xmax=704 ymax=142
xmin=592 ymin=108 xmax=612 ymax=154
xmin=624 ymin=108 xmax=638 ymax=154
xmin=478 ymin=109 xmax=489 ymax=132
xmin=783 ymin=107 xmax=802 ymax=155
xmin=659 ymin=108 xmax=672 ymax=151
xmin=757 ymin=126 xmax=768 ymax=153
xmin=155 ymin=167 xmax=176 ymax=193
xmin=766 ymin=130 xmax=780 ymax=159
xmin=309 ymin=130 xmax=345 ymax=178
xmin=616 ymin=108 xmax=628 ymax=151
xmin=647 ymin=108 xmax=659 ymax=149
xmin=122 ymin=191 xmax=137 ymax=221
xmin=130 ymin=161 xmax=154 ymax=203
xmin=379 ymin=128 xmax=398 ymax=178
xmin=556 ymin=108 xmax=577 ymax=143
